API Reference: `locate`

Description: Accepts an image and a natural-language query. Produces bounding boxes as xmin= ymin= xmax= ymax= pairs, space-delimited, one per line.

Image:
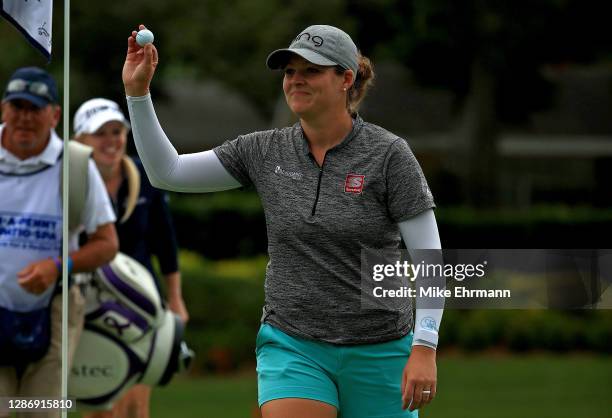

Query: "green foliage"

xmin=3 ymin=0 xmax=609 ymax=140
xmin=503 ymin=310 xmax=543 ymax=351
xmin=19 ymin=0 xmax=357 ymax=120
xmin=583 ymin=311 xmax=612 ymax=352
xmin=445 ymin=309 xmax=612 ymax=353
xmin=437 ymin=205 xmax=612 ymax=247
xmin=454 ymin=310 xmax=507 ymax=350
xmin=169 ymin=190 xmax=263 ymax=218
xmin=157 ymin=0 xmax=356 ymax=117
xmin=168 ymin=191 xmax=267 ymax=259
xmin=0 ymin=26 xmax=45 ymax=73
xmin=169 ymin=193 xmax=612 ymax=255
xmin=177 ymin=251 xmax=612 ymax=374
xmin=382 ymin=0 xmax=611 ymax=120
xmin=436 ymin=205 xmax=612 ymax=225
xmin=179 ymin=251 xmax=266 ymax=372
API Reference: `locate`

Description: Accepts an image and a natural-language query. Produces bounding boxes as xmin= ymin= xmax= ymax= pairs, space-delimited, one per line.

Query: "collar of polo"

xmin=298 ymin=114 xmax=364 ymax=156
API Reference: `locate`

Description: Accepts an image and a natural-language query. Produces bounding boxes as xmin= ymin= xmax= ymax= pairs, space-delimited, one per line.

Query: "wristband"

xmin=53 ymin=256 xmax=74 ymax=275
xmin=53 ymin=257 xmax=62 ymax=276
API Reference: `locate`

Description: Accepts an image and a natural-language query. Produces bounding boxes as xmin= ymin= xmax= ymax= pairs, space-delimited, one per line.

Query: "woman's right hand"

xmin=123 ymin=24 xmax=158 ymax=97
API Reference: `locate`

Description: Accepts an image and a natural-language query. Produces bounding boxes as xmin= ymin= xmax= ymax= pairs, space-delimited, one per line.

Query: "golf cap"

xmin=266 ymin=25 xmax=358 ymax=75
xmin=73 ymin=98 xmax=131 ymax=136
xmin=3 ymin=66 xmax=59 ymax=108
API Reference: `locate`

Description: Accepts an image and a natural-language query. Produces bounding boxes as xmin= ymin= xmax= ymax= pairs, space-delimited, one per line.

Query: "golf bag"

xmin=68 ymin=253 xmax=193 ymax=410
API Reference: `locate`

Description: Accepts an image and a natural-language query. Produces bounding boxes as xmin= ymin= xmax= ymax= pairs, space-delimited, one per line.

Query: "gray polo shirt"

xmin=214 ymin=116 xmax=435 ymax=344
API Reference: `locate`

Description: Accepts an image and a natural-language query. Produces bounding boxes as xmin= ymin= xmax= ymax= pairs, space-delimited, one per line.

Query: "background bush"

xmin=168 ymin=252 xmax=266 ymax=373
xmin=169 ymin=192 xmax=612 ymax=258
xmin=172 ymin=251 xmax=612 ymax=373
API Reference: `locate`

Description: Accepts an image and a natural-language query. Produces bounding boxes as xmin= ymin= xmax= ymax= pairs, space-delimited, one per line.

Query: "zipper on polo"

xmin=310 ymin=154 xmax=327 ymax=216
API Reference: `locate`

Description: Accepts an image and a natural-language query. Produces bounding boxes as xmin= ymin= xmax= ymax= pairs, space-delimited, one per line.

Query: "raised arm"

xmin=126 ymin=95 xmax=240 ymax=192
xmin=123 ymin=25 xmax=241 ymax=193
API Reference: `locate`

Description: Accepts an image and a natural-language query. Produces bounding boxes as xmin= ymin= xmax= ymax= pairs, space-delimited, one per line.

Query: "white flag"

xmin=1 ymin=0 xmax=53 ymax=60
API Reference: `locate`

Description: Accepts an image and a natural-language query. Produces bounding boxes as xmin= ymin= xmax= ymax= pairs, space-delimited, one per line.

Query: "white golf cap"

xmin=73 ymin=98 xmax=131 ymax=136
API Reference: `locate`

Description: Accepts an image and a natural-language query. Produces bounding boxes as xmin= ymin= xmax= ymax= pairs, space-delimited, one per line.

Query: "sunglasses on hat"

xmin=6 ymin=79 xmax=55 ymax=102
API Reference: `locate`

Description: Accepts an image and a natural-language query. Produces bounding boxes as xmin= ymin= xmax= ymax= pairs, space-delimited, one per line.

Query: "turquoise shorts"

xmin=256 ymin=323 xmax=418 ymax=418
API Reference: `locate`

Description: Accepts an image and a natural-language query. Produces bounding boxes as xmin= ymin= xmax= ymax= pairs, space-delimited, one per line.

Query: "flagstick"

xmin=61 ymin=0 xmax=70 ymax=416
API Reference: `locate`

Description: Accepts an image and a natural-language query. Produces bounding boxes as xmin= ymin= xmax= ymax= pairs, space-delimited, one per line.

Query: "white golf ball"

xmin=136 ymin=29 xmax=154 ymax=47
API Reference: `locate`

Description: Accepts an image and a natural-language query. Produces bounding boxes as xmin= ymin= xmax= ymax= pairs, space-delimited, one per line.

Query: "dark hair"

xmin=335 ymin=52 xmax=375 ymax=116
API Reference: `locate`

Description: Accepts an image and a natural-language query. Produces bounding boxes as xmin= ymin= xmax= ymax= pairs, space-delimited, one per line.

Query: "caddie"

xmin=0 ymin=66 xmax=118 ymax=418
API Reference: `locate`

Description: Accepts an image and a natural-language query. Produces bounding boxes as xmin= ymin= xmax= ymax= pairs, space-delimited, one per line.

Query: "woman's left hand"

xmin=165 ymin=272 xmax=189 ymax=323
xmin=168 ymin=294 xmax=189 ymax=324
xmin=401 ymin=345 xmax=437 ymax=411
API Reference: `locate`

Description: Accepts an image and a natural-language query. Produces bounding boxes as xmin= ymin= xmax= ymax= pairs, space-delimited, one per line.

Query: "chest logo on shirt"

xmin=274 ymin=165 xmax=303 ymax=180
xmin=344 ymin=174 xmax=365 ymax=194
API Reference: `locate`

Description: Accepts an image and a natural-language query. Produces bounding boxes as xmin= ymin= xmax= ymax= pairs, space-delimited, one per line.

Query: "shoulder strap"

xmin=62 ymin=141 xmax=93 ymax=233
xmin=120 ymin=156 xmax=141 ymax=224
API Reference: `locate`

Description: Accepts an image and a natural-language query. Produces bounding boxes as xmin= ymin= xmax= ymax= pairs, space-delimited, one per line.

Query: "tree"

xmin=354 ymin=0 xmax=611 ymax=206
xmin=67 ymin=0 xmax=356 ymax=119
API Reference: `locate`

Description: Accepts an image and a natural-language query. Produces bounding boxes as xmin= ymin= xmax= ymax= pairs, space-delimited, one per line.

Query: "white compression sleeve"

xmin=398 ymin=209 xmax=444 ymax=350
xmin=126 ymin=94 xmax=242 ymax=192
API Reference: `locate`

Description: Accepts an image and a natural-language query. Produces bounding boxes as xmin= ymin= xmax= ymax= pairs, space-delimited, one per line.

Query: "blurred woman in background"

xmin=74 ymin=98 xmax=188 ymax=418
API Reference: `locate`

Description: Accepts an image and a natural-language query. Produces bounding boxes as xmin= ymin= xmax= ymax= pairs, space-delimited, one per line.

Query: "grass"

xmin=150 ymin=372 xmax=259 ymax=418
xmin=426 ymin=354 xmax=612 ymax=418
xmin=70 ymin=354 xmax=611 ymax=417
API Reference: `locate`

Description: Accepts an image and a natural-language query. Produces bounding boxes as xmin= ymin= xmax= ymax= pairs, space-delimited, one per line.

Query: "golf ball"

xmin=136 ymin=29 xmax=154 ymax=46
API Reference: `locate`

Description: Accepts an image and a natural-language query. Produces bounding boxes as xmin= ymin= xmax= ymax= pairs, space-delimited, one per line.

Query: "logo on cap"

xmin=293 ymin=32 xmax=324 ymax=47
xmin=345 ymin=174 xmax=365 ymax=194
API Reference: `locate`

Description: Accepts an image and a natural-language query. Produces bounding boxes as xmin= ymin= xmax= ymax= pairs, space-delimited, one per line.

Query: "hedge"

xmin=170 ymin=252 xmax=612 ymax=373
xmin=168 ymin=192 xmax=612 ymax=258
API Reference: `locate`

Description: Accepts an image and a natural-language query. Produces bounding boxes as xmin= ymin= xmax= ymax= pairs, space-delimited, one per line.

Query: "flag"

xmin=1 ymin=0 xmax=53 ymax=60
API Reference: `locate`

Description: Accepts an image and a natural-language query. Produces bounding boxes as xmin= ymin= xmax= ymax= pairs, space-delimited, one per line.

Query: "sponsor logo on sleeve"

xmin=420 ymin=316 xmax=438 ymax=332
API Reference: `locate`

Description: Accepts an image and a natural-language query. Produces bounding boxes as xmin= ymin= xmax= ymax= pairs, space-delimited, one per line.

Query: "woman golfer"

xmin=122 ymin=23 xmax=443 ymax=418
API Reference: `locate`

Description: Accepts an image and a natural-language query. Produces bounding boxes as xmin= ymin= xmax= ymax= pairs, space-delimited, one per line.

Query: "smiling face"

xmin=78 ymin=120 xmax=128 ymax=171
xmin=1 ymin=99 xmax=60 ymax=160
xmin=282 ymin=55 xmax=353 ymax=120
